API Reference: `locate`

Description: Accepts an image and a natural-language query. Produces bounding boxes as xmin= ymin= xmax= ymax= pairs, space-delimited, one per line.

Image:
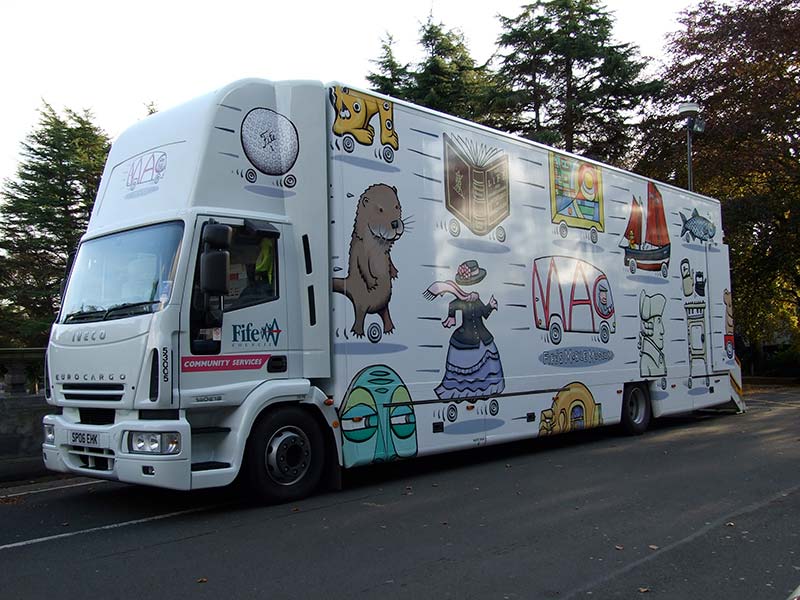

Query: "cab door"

xmin=178 ymin=217 xmax=293 ymax=408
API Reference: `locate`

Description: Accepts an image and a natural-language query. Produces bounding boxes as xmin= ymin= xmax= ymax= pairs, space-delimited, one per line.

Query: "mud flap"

xmin=728 ymin=356 xmax=746 ymax=413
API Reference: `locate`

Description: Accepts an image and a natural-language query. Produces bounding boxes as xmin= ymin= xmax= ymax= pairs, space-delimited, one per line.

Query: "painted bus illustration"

xmin=533 ymin=256 xmax=616 ymax=344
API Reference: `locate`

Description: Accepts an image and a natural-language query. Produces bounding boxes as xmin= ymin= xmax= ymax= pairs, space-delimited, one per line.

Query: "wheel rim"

xmin=265 ymin=426 xmax=311 ymax=486
xmin=628 ymin=388 xmax=646 ymax=425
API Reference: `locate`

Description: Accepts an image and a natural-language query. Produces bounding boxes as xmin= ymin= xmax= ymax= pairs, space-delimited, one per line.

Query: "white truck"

xmin=42 ymin=79 xmax=744 ymax=502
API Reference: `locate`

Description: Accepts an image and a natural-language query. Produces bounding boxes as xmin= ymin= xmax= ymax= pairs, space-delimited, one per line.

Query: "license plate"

xmin=68 ymin=430 xmax=109 ymax=448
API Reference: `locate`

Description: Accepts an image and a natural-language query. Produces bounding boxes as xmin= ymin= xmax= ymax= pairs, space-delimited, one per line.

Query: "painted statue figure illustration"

xmin=443 ymin=133 xmax=510 ymax=239
xmin=723 ymin=289 xmax=735 ymax=359
xmin=338 ymin=365 xmax=417 ymax=468
xmin=618 ymin=183 xmax=671 ymax=277
xmin=680 ymin=208 xmax=716 ymax=243
xmin=423 ymin=260 xmax=506 ymax=400
xmin=333 ymin=184 xmax=404 ymax=341
xmin=550 ymin=153 xmax=604 ymax=243
xmin=539 ymin=382 xmax=603 ymax=436
xmin=329 ymin=86 xmax=399 ymax=162
xmin=638 ymin=290 xmax=667 ymax=381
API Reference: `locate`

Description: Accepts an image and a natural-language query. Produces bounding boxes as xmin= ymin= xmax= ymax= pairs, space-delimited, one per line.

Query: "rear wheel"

xmin=621 ymin=384 xmax=651 ymax=435
xmin=246 ymin=406 xmax=324 ymax=503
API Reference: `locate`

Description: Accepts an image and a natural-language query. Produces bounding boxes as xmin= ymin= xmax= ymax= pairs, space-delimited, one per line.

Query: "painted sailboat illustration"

xmin=618 ymin=182 xmax=671 ymax=277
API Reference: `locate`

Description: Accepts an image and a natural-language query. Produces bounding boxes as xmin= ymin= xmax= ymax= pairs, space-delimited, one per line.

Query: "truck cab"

xmin=42 ymin=80 xmax=336 ymax=500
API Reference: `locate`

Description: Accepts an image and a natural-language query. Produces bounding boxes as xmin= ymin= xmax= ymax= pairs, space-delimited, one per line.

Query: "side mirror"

xmin=200 ymin=250 xmax=229 ymax=296
xmin=203 ymin=223 xmax=232 ymax=250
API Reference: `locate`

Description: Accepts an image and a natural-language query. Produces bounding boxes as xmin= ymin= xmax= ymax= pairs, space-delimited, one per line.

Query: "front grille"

xmin=79 ymin=408 xmax=115 ymax=425
xmin=61 ymin=383 xmax=124 ymax=402
xmin=67 ymin=446 xmax=115 ymax=471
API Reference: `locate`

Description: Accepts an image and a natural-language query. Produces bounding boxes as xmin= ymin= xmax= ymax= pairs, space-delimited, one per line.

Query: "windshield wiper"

xmin=64 ymin=309 xmax=107 ymax=324
xmin=103 ymin=300 xmax=160 ymax=320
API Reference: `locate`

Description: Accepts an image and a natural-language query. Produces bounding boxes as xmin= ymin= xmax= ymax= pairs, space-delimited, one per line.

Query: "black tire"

xmin=549 ymin=319 xmax=563 ymax=345
xmin=599 ymin=321 xmax=610 ymax=344
xmin=245 ymin=405 xmax=324 ymax=504
xmin=621 ymin=384 xmax=651 ymax=435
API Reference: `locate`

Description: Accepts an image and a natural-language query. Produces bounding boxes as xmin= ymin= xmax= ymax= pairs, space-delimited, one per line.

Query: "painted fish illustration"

xmin=680 ymin=209 xmax=716 ymax=242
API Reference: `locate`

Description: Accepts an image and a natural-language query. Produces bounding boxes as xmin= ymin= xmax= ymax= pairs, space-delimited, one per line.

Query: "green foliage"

xmin=635 ymin=0 xmax=800 ymax=349
xmin=366 ymin=35 xmax=413 ymax=99
xmin=496 ymin=0 xmax=660 ymax=163
xmin=0 ymin=103 xmax=110 ymax=347
xmin=368 ymin=17 xmax=509 ymax=127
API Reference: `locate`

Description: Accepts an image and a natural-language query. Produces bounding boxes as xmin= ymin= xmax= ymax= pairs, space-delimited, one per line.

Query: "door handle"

xmin=267 ymin=355 xmax=287 ymax=373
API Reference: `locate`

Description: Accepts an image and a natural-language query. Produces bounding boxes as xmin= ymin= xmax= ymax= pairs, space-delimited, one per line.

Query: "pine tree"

xmin=497 ymin=0 xmax=660 ymax=163
xmin=367 ymin=35 xmax=413 ymax=99
xmin=368 ymin=17 xmax=508 ymax=127
xmin=0 ymin=103 xmax=110 ymax=347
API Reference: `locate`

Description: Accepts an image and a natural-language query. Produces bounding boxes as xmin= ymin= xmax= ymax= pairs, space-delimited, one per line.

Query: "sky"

xmin=0 ymin=0 xmax=696 ymax=185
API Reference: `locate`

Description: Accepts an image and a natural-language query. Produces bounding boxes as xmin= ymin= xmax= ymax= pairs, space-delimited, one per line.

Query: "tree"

xmin=497 ymin=0 xmax=660 ymax=163
xmin=366 ymin=34 xmax=413 ymax=99
xmin=634 ymin=0 xmax=800 ymax=356
xmin=0 ymin=103 xmax=110 ymax=348
xmin=368 ymin=17 xmax=508 ymax=126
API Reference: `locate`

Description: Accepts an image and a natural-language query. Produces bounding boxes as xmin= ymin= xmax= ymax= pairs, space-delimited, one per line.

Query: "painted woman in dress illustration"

xmin=423 ymin=260 xmax=505 ymax=400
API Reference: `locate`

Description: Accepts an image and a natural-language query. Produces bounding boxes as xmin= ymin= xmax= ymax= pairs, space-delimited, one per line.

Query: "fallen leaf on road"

xmin=638 ymin=587 xmax=650 ymax=593
xmin=197 ymin=578 xmax=208 ymax=584
xmin=648 ymin=545 xmax=659 ymax=551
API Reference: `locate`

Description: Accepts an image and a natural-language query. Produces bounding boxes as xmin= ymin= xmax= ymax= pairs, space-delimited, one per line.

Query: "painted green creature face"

xmin=339 ymin=365 xmax=417 ymax=467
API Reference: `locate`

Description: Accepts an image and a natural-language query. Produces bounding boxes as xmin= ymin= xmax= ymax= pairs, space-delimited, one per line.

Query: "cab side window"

xmin=224 ymin=229 xmax=279 ymax=311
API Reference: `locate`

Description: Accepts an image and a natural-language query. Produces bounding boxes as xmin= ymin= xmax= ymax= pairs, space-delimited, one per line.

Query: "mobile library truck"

xmin=42 ymin=79 xmax=744 ymax=502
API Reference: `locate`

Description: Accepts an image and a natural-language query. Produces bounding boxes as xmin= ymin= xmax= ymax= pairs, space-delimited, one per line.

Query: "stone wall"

xmin=0 ymin=394 xmax=51 ymax=459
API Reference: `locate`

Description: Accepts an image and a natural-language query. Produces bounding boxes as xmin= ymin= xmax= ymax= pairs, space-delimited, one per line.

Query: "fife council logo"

xmin=231 ymin=319 xmax=282 ymax=348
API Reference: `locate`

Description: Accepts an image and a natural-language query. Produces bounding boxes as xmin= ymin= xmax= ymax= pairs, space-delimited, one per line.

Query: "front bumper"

xmin=42 ymin=414 xmax=192 ymax=490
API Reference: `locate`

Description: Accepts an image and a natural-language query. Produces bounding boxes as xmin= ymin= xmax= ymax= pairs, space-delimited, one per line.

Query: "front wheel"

xmin=621 ymin=384 xmax=651 ymax=435
xmin=245 ymin=406 xmax=324 ymax=503
xmin=549 ymin=320 xmax=563 ymax=345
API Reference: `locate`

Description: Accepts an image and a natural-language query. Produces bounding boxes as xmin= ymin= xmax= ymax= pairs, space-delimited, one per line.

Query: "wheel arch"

xmin=226 ymin=379 xmax=342 ymax=480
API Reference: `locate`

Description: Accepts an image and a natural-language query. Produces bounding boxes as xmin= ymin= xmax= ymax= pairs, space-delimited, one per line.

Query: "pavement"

xmin=1 ymin=381 xmax=792 ymax=487
xmin=0 ymin=383 xmax=798 ymax=599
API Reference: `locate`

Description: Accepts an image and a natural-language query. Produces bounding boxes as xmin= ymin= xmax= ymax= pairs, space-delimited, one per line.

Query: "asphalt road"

xmin=1 ymin=386 xmax=798 ymax=599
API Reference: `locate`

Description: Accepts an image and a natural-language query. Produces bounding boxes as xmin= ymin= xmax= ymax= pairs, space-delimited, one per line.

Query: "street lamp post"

xmin=677 ymin=102 xmax=705 ymax=192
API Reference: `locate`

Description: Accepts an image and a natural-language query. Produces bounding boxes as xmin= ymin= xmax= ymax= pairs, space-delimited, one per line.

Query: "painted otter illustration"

xmin=333 ymin=184 xmax=404 ymax=338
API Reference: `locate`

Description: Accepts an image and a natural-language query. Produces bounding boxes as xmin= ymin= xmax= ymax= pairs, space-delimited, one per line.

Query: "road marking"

xmin=0 ymin=480 xmax=108 ymax=499
xmin=0 ymin=506 xmax=213 ymax=551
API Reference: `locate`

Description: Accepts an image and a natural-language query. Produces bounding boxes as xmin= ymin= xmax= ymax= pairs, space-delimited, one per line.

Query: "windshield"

xmin=60 ymin=221 xmax=184 ymax=324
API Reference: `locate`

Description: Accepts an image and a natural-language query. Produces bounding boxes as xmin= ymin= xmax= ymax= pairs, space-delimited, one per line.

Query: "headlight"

xmin=43 ymin=424 xmax=55 ymax=445
xmin=127 ymin=431 xmax=181 ymax=455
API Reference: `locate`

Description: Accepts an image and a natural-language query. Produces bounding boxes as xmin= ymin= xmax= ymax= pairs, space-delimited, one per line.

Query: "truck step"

xmin=191 ymin=461 xmax=231 ymax=472
xmin=191 ymin=427 xmax=231 ymax=434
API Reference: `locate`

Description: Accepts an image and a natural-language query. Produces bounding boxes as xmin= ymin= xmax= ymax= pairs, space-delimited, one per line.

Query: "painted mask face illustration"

xmin=339 ymin=365 xmax=417 ymax=467
xmin=339 ymin=387 xmax=379 ymax=466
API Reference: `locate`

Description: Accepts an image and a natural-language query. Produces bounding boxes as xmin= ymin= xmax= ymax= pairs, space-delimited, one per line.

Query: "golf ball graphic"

xmin=241 ymin=108 xmax=299 ymax=176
